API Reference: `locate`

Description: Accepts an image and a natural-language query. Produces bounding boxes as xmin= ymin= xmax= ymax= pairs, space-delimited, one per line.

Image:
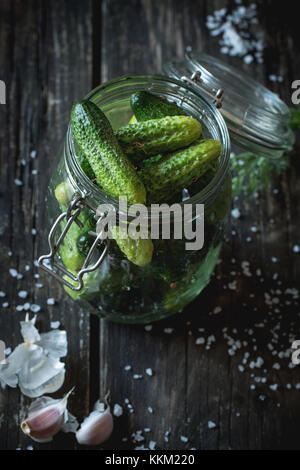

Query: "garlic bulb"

xmin=21 ymin=388 xmax=76 ymax=443
xmin=76 ymin=399 xmax=113 ymax=446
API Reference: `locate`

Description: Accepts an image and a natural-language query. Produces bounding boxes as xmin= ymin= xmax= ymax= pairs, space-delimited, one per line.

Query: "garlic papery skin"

xmin=76 ymin=401 xmax=113 ymax=446
xmin=0 ymin=315 xmax=68 ymax=397
xmin=21 ymin=388 xmax=74 ymax=443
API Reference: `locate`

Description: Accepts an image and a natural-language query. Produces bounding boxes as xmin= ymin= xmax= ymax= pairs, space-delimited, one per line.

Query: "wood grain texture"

xmin=0 ymin=0 xmax=93 ymax=450
xmin=1 ymin=0 xmax=300 ymax=450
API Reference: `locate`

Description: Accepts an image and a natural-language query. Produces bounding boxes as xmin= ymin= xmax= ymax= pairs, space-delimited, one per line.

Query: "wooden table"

xmin=1 ymin=0 xmax=300 ymax=450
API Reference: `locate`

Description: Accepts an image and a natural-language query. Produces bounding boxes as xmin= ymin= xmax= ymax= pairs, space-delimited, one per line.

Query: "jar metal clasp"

xmin=181 ymin=70 xmax=224 ymax=109
xmin=38 ymin=195 xmax=109 ymax=291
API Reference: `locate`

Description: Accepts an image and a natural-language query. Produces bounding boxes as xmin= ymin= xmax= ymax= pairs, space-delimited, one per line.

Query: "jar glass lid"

xmin=164 ymin=48 xmax=295 ymax=159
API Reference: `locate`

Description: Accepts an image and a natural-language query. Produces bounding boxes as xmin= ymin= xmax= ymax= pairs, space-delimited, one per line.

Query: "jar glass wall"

xmin=43 ymin=75 xmax=231 ymax=324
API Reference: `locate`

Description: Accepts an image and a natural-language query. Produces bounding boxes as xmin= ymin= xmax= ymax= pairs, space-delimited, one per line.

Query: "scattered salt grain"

xmin=18 ymin=290 xmax=28 ymax=299
xmin=196 ymin=337 xmax=205 ymax=345
xmin=113 ymin=404 xmax=123 ymax=417
xmin=148 ymin=407 xmax=153 ymax=414
xmin=293 ymin=245 xmax=300 ymax=253
xmin=2 ymin=302 xmax=9 ymax=308
xmin=50 ymin=321 xmax=60 ymax=329
xmin=30 ymin=150 xmax=37 ymax=159
xmin=269 ymin=384 xmax=278 ymax=391
xmin=133 ymin=374 xmax=143 ymax=380
xmin=231 ymin=208 xmax=241 ymax=219
xmin=9 ymin=269 xmax=18 ymax=278
xmin=145 ymin=368 xmax=153 ymax=376
xmin=30 ymin=304 xmax=41 ymax=313
xmin=47 ymin=298 xmax=55 ymax=305
xmin=180 ymin=435 xmax=188 ymax=443
xmin=208 ymin=421 xmax=216 ymax=429
xmin=0 ymin=291 xmax=6 ymax=297
xmin=144 ymin=325 xmax=152 ymax=332
xmin=149 ymin=440 xmax=156 ymax=450
xmin=163 ymin=328 xmax=174 ymax=334
xmin=14 ymin=179 xmax=23 ymax=186
xmin=124 ymin=365 xmax=132 ymax=371
xmin=31 ymin=228 xmax=37 ymax=236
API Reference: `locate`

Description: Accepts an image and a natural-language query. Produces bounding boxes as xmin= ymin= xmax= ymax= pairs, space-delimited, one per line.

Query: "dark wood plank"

xmin=0 ymin=0 xmax=93 ymax=450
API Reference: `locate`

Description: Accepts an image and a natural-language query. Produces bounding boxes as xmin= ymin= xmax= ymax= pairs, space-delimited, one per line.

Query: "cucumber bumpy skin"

xmin=139 ymin=139 xmax=222 ymax=204
xmin=71 ymin=100 xmax=146 ymax=204
xmin=110 ymin=225 xmax=154 ymax=267
xmin=116 ymin=116 xmax=202 ymax=162
xmin=130 ymin=91 xmax=186 ymax=122
xmin=77 ymin=152 xmax=96 ymax=181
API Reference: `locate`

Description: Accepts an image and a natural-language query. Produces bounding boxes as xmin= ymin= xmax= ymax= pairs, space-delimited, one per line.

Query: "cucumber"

xmin=71 ymin=100 xmax=146 ymax=204
xmin=54 ymin=182 xmax=96 ymax=272
xmin=77 ymin=152 xmax=96 ymax=181
xmin=54 ymin=181 xmax=74 ymax=206
xmin=110 ymin=225 xmax=154 ymax=267
xmin=116 ymin=116 xmax=202 ymax=162
xmin=139 ymin=139 xmax=222 ymax=204
xmin=130 ymin=91 xmax=186 ymax=122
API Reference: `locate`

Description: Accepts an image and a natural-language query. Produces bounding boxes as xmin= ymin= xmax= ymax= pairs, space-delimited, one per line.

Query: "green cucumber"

xmin=110 ymin=225 xmax=153 ymax=267
xmin=130 ymin=91 xmax=186 ymax=122
xmin=71 ymin=100 xmax=146 ymax=204
xmin=77 ymin=152 xmax=96 ymax=181
xmin=116 ymin=116 xmax=202 ymax=162
xmin=54 ymin=181 xmax=96 ymax=272
xmin=54 ymin=181 xmax=74 ymax=206
xmin=139 ymin=139 xmax=222 ymax=203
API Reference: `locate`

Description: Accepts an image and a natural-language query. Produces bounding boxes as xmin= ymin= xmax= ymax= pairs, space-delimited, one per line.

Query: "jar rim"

xmin=65 ymin=74 xmax=231 ymax=211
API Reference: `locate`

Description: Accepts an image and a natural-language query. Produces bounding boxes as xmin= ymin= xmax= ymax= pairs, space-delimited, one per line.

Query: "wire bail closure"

xmin=38 ymin=195 xmax=109 ymax=291
xmin=181 ymin=70 xmax=224 ymax=109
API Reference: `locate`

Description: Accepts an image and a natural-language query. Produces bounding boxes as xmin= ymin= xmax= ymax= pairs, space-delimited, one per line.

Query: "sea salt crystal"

xmin=124 ymin=365 xmax=132 ymax=371
xmin=208 ymin=421 xmax=216 ymax=429
xmin=30 ymin=150 xmax=37 ymax=159
xmin=293 ymin=245 xmax=300 ymax=253
xmin=0 ymin=291 xmax=6 ymax=297
xmin=2 ymin=302 xmax=9 ymax=308
xmin=213 ymin=306 xmax=222 ymax=314
xmin=9 ymin=268 xmax=18 ymax=278
xmin=113 ymin=404 xmax=123 ymax=417
xmin=196 ymin=337 xmax=205 ymax=345
xmin=231 ymin=208 xmax=241 ymax=219
xmin=149 ymin=441 xmax=156 ymax=450
xmin=50 ymin=321 xmax=60 ymax=329
xmin=31 ymin=228 xmax=37 ymax=236
xmin=148 ymin=407 xmax=153 ymax=414
xmin=163 ymin=328 xmax=174 ymax=334
xmin=14 ymin=179 xmax=23 ymax=186
xmin=269 ymin=384 xmax=278 ymax=391
xmin=47 ymin=298 xmax=55 ymax=305
xmin=133 ymin=374 xmax=143 ymax=380
xmin=144 ymin=325 xmax=152 ymax=332
xmin=18 ymin=290 xmax=28 ymax=299
xmin=180 ymin=435 xmax=188 ymax=443
xmin=145 ymin=368 xmax=153 ymax=376
xmin=30 ymin=304 xmax=41 ymax=313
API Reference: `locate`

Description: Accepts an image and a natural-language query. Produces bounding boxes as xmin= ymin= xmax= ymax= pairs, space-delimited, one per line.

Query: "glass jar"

xmin=39 ymin=51 xmax=293 ymax=324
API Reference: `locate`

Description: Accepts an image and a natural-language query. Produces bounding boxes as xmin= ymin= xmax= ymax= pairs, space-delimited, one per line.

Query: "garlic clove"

xmin=76 ymin=400 xmax=113 ymax=446
xmin=21 ymin=388 xmax=74 ymax=443
xmin=21 ymin=405 xmax=65 ymax=443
